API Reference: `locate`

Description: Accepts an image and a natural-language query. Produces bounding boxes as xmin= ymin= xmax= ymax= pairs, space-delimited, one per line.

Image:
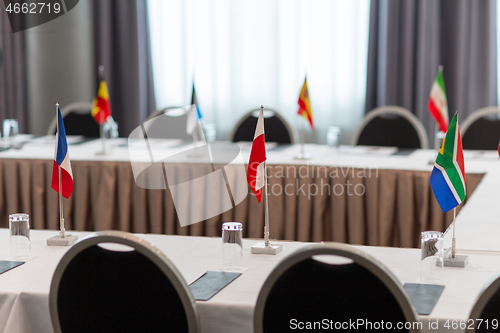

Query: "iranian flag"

xmin=427 ymin=66 xmax=449 ymax=132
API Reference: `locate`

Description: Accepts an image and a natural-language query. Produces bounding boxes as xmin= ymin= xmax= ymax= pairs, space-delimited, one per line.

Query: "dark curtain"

xmin=366 ymin=0 xmax=497 ymax=146
xmin=0 ymin=7 xmax=27 ymax=132
xmin=93 ymin=0 xmax=156 ymax=137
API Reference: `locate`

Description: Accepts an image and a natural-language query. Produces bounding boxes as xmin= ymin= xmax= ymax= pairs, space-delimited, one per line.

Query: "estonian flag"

xmin=51 ymin=107 xmax=74 ymax=199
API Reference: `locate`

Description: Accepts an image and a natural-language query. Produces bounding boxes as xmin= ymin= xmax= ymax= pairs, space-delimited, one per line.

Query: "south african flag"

xmin=429 ymin=113 xmax=466 ymax=212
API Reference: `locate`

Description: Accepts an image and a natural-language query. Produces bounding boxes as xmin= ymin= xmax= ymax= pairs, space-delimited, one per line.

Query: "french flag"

xmin=247 ymin=106 xmax=266 ymax=202
xmin=51 ymin=107 xmax=74 ymax=199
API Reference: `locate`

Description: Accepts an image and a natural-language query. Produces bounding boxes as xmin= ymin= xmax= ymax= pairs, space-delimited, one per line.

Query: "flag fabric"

xmin=498 ymin=139 xmax=500 ymax=157
xmin=429 ymin=113 xmax=466 ymax=212
xmin=427 ymin=67 xmax=449 ymax=132
xmin=297 ymin=78 xmax=314 ymax=129
xmin=91 ymin=80 xmax=111 ymax=125
xmin=247 ymin=108 xmax=266 ymax=202
xmin=186 ymin=83 xmax=203 ymax=135
xmin=51 ymin=107 xmax=74 ymax=199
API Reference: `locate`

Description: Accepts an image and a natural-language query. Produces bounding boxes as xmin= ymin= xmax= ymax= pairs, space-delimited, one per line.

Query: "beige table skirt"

xmin=0 ymin=159 xmax=483 ymax=248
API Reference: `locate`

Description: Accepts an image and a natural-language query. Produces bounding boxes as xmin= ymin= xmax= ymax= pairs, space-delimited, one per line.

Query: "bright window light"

xmin=148 ymin=0 xmax=370 ymax=143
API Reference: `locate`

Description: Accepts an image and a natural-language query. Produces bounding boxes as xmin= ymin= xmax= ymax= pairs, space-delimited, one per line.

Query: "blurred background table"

xmin=0 ymin=137 xmax=488 ymax=248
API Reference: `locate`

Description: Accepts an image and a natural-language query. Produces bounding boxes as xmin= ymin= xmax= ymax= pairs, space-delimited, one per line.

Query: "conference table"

xmin=0 ymin=136 xmax=488 ymax=248
xmin=0 ymin=229 xmax=498 ymax=333
xmin=0 ymin=137 xmax=498 ymax=332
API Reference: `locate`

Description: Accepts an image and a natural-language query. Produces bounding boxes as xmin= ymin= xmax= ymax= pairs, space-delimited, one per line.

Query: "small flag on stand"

xmin=249 ymin=105 xmax=282 ymax=255
xmin=429 ymin=112 xmax=468 ymax=267
xmin=428 ymin=66 xmax=449 ymax=133
xmin=91 ymin=79 xmax=111 ymax=125
xmin=247 ymin=107 xmax=266 ymax=202
xmin=186 ymin=83 xmax=203 ymax=135
xmin=51 ymin=107 xmax=74 ymax=199
xmin=429 ymin=113 xmax=465 ymax=212
xmin=297 ymin=78 xmax=313 ymax=129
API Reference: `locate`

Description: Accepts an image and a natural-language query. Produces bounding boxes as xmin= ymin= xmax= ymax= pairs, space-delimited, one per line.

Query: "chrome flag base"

xmin=251 ymin=242 xmax=283 ymax=255
xmin=47 ymin=234 xmax=78 ymax=246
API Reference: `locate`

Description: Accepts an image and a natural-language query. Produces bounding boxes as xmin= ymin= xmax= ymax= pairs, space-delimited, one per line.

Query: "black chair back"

xmin=254 ymin=244 xmax=419 ymax=333
xmin=50 ymin=231 xmax=199 ymax=333
xmin=353 ymin=106 xmax=428 ymax=149
xmin=143 ymin=107 xmax=193 ymax=141
xmin=462 ymin=109 xmax=500 ymax=150
xmin=359 ymin=116 xmax=421 ymax=148
xmin=46 ymin=102 xmax=99 ymax=138
xmin=467 ymin=272 xmax=500 ymax=332
xmin=229 ymin=109 xmax=294 ymax=144
xmin=264 ymin=259 xmax=408 ymax=331
xmin=62 ymin=112 xmax=100 ymax=138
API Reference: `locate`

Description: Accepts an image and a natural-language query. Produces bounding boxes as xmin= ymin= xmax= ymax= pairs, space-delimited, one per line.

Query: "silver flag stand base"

xmin=442 ymin=248 xmax=468 ymax=268
xmin=47 ymin=234 xmax=78 ymax=246
xmin=251 ymin=242 xmax=283 ymax=255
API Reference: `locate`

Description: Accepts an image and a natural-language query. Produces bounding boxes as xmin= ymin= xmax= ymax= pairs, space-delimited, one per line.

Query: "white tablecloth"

xmin=0 ymin=229 xmax=498 ymax=333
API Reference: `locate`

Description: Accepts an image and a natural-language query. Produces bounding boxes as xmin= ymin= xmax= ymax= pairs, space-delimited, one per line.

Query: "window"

xmin=148 ymin=0 xmax=370 ymax=143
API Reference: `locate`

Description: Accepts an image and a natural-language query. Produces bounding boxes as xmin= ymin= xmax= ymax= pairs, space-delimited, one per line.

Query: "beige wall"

xmin=26 ymin=0 xmax=94 ymax=135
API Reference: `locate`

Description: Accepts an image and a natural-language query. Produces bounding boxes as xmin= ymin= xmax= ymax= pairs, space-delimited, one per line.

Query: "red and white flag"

xmin=247 ymin=107 xmax=266 ymax=202
xmin=51 ymin=107 xmax=74 ymax=199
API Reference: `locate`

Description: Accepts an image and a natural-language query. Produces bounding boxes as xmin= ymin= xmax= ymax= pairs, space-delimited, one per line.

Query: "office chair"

xmin=352 ymin=106 xmax=429 ymax=149
xmin=254 ymin=243 xmax=420 ymax=333
xmin=228 ymin=108 xmax=295 ymax=144
xmin=461 ymin=107 xmax=500 ymax=150
xmin=141 ymin=106 xmax=194 ymax=141
xmin=49 ymin=231 xmax=199 ymax=333
xmin=466 ymin=271 xmax=500 ymax=332
xmin=46 ymin=102 xmax=98 ymax=137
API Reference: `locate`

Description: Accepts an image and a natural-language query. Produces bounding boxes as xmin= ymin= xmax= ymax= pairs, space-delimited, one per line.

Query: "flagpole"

xmin=55 ymin=103 xmax=66 ymax=238
xmin=300 ymin=117 xmax=305 ymax=157
xmin=264 ymin=160 xmax=270 ymax=247
xmin=262 ymin=105 xmax=270 ymax=246
xmin=451 ymin=207 xmax=456 ymax=259
xmin=295 ymin=115 xmax=310 ymax=160
xmin=251 ymin=105 xmax=282 ymax=255
xmin=434 ymin=123 xmax=439 ymax=151
xmin=192 ymin=127 xmax=199 ymax=155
